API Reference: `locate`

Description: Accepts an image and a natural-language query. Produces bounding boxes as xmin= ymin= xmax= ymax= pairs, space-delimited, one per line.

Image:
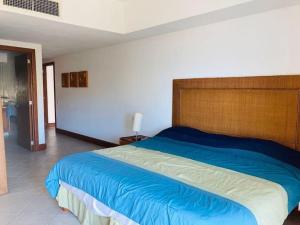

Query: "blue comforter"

xmin=45 ymin=127 xmax=300 ymax=225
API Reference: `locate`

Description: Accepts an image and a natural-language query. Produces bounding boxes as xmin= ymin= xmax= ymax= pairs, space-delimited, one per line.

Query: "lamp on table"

xmin=133 ymin=112 xmax=143 ymax=141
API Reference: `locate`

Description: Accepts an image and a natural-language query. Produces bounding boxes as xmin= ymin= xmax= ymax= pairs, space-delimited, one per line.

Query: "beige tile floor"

xmin=0 ymin=128 xmax=299 ymax=225
xmin=0 ymin=128 xmax=99 ymax=225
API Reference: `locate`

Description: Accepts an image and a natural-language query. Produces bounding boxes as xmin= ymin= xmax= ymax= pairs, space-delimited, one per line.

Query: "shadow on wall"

xmin=124 ymin=113 xmax=134 ymax=134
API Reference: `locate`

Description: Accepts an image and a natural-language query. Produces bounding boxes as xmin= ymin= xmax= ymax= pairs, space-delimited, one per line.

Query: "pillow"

xmin=156 ymin=126 xmax=300 ymax=169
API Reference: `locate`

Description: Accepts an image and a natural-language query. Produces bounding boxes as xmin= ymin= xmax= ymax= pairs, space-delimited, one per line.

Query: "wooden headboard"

xmin=173 ymin=75 xmax=300 ymax=151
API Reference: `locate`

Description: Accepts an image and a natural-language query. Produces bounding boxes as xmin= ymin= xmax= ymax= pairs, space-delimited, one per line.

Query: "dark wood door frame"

xmin=0 ymin=45 xmax=42 ymax=151
xmin=43 ymin=62 xmax=56 ymax=129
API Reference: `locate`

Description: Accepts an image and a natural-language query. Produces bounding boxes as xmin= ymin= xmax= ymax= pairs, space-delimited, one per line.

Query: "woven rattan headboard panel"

xmin=173 ymin=76 xmax=300 ymax=150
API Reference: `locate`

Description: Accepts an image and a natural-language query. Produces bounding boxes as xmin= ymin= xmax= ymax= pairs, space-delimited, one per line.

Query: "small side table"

xmin=119 ymin=135 xmax=148 ymax=145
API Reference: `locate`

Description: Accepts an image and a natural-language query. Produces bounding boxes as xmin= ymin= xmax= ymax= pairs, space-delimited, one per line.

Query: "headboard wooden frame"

xmin=173 ymin=75 xmax=300 ymax=151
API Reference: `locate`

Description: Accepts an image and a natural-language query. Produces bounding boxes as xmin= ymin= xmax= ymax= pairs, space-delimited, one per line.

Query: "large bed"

xmin=46 ymin=76 xmax=300 ymax=225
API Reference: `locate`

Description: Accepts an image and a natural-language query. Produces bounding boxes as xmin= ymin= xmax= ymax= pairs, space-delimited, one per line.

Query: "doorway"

xmin=0 ymin=45 xmax=39 ymax=151
xmin=43 ymin=62 xmax=56 ymax=128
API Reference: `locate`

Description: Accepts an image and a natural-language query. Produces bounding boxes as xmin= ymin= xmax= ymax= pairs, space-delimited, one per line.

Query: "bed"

xmin=46 ymin=75 xmax=300 ymax=225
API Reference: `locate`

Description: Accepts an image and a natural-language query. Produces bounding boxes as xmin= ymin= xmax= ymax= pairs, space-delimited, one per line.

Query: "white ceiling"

xmin=0 ymin=10 xmax=124 ymax=59
xmin=0 ymin=0 xmax=299 ymax=59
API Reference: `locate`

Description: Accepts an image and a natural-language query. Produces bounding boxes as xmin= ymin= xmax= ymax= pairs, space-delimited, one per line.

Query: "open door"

xmin=15 ymin=54 xmax=33 ymax=150
xmin=43 ymin=62 xmax=56 ymax=129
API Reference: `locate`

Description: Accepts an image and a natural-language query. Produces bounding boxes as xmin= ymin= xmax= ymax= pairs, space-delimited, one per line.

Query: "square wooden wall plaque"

xmin=78 ymin=71 xmax=88 ymax=88
xmin=61 ymin=73 xmax=70 ymax=88
xmin=70 ymin=72 xmax=79 ymax=87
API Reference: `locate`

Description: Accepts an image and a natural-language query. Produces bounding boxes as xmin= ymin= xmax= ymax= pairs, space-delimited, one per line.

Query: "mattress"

xmin=46 ymin=126 xmax=300 ymax=225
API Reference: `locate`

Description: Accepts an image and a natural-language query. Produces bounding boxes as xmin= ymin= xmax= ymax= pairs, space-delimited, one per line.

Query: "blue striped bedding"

xmin=45 ymin=127 xmax=300 ymax=225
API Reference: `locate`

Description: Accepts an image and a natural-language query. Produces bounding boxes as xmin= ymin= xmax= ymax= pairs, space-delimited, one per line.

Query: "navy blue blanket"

xmin=157 ymin=126 xmax=300 ymax=170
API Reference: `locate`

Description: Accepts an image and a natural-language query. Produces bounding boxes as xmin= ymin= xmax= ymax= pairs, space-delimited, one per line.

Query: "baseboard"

xmin=34 ymin=144 xmax=47 ymax=151
xmin=56 ymin=128 xmax=118 ymax=148
xmin=47 ymin=123 xmax=56 ymax=128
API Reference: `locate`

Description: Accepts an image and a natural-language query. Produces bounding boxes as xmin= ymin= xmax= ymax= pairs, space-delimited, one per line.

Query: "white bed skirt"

xmin=58 ymin=181 xmax=139 ymax=225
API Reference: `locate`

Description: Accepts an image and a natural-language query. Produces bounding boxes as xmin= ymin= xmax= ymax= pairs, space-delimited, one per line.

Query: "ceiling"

xmin=0 ymin=0 xmax=299 ymax=59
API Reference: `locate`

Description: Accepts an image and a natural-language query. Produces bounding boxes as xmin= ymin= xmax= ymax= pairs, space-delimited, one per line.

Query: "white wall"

xmin=0 ymin=39 xmax=45 ymax=145
xmin=53 ymin=5 xmax=300 ymax=144
xmin=46 ymin=65 xmax=56 ymax=124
